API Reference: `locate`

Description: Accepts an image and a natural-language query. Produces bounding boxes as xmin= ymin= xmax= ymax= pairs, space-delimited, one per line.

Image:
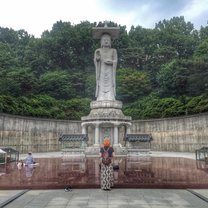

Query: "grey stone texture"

xmin=94 ymin=33 xmax=117 ymax=101
xmin=1 ymin=189 xmax=208 ymax=208
xmin=1 ymin=112 xmax=208 ymax=152
xmin=131 ymin=113 xmax=208 ymax=152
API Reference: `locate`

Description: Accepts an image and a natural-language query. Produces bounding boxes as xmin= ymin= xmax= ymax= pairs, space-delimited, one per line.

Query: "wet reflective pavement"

xmin=1 ymin=156 xmax=208 ymax=189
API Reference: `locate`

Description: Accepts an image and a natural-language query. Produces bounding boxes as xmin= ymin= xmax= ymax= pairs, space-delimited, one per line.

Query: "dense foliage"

xmin=0 ymin=17 xmax=208 ymax=120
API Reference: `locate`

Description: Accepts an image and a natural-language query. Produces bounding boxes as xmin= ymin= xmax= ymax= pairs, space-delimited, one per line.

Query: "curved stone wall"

xmin=131 ymin=113 xmax=208 ymax=152
xmin=0 ymin=113 xmax=82 ymax=153
xmin=0 ymin=112 xmax=208 ymax=153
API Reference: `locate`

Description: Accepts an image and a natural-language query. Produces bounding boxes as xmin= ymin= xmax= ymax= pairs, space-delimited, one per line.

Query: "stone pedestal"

xmin=81 ymin=100 xmax=131 ymax=154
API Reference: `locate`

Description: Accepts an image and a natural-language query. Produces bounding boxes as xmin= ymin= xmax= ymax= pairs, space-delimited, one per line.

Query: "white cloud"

xmin=0 ymin=0 xmax=103 ymax=37
xmin=179 ymin=0 xmax=208 ymax=28
xmin=0 ymin=0 xmax=208 ymax=37
xmin=181 ymin=0 xmax=208 ymax=19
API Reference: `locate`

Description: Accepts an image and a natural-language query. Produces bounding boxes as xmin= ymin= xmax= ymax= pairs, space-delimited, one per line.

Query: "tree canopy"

xmin=0 ymin=17 xmax=208 ymax=120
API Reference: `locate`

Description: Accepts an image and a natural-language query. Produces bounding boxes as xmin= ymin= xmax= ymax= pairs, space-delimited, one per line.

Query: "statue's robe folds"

xmin=94 ymin=48 xmax=118 ymax=101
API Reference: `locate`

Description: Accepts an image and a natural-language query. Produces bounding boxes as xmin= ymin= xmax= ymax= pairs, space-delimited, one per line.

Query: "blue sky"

xmin=0 ymin=0 xmax=208 ymax=37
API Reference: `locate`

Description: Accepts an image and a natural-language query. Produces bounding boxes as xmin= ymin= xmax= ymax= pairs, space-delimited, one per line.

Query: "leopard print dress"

xmin=100 ymin=162 xmax=114 ymax=190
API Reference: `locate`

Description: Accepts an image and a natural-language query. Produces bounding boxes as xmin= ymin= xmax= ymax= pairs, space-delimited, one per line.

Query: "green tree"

xmin=156 ymin=60 xmax=189 ymax=97
xmin=39 ymin=70 xmax=76 ymax=99
xmin=186 ymin=95 xmax=208 ymax=114
xmin=0 ymin=19 xmax=208 ymax=119
xmin=155 ymin=16 xmax=198 ymax=58
xmin=59 ymin=98 xmax=91 ymax=119
xmin=85 ymin=73 xmax=96 ymax=99
xmin=0 ymin=27 xmax=19 ymax=44
xmin=185 ymin=59 xmax=208 ymax=96
xmin=41 ymin=20 xmax=95 ymax=71
xmin=199 ymin=25 xmax=208 ymax=41
xmin=0 ymin=42 xmax=17 ymax=71
xmin=0 ymin=95 xmax=20 ymax=114
xmin=24 ymin=38 xmax=52 ymax=75
xmin=126 ymin=26 xmax=157 ymax=70
xmin=0 ymin=67 xmax=38 ymax=97
xmin=124 ymin=93 xmax=185 ymax=119
xmin=117 ymin=68 xmax=151 ymax=103
xmin=194 ymin=38 xmax=208 ymax=61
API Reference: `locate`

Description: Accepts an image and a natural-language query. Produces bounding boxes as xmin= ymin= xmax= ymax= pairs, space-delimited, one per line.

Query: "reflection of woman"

xmin=94 ymin=33 xmax=117 ymax=101
xmin=25 ymin=165 xmax=34 ymax=178
xmin=100 ymin=138 xmax=115 ymax=190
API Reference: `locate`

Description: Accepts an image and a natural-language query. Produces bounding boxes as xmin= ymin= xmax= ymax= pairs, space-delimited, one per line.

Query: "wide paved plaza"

xmin=1 ymin=151 xmax=208 ymax=207
xmin=0 ymin=188 xmax=208 ymax=208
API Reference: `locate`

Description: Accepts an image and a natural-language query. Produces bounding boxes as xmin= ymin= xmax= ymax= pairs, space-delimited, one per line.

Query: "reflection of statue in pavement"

xmin=94 ymin=33 xmax=117 ymax=101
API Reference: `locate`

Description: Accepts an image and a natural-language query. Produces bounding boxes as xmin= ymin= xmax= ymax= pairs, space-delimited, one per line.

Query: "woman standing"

xmin=100 ymin=138 xmax=115 ymax=190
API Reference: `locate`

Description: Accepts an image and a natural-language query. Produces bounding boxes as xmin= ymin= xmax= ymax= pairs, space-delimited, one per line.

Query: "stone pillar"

xmin=126 ymin=125 xmax=131 ymax=134
xmin=113 ymin=124 xmax=119 ymax=146
xmin=82 ymin=125 xmax=87 ymax=134
xmin=94 ymin=124 xmax=100 ymax=146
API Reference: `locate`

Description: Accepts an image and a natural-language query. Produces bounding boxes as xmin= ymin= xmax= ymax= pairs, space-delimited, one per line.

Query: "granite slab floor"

xmin=0 ymin=189 xmax=208 ymax=208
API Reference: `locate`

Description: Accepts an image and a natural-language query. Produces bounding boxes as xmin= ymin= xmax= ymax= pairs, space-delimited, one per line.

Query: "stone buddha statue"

xmin=94 ymin=33 xmax=118 ymax=101
xmin=81 ymin=24 xmax=132 ymax=149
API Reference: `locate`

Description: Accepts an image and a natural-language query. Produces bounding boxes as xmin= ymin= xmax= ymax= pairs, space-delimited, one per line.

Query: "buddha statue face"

xmin=101 ymin=34 xmax=111 ymax=48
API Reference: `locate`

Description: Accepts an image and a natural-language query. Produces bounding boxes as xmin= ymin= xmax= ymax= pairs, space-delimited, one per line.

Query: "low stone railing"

xmin=124 ymin=134 xmax=153 ymax=155
xmin=59 ymin=134 xmax=88 ymax=157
